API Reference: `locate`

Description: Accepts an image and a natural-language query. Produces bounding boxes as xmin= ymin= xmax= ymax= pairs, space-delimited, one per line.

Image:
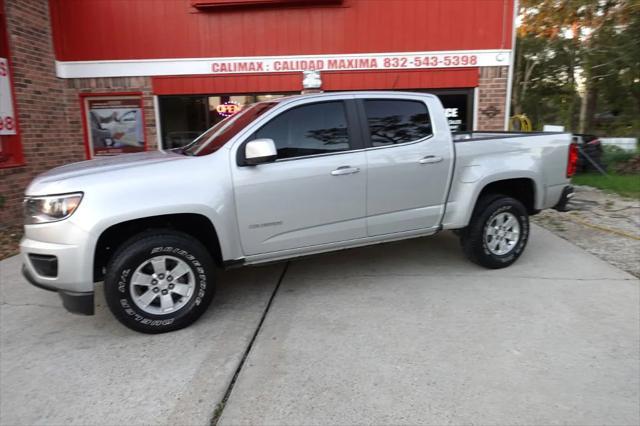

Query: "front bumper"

xmin=22 ymin=265 xmax=94 ymax=315
xmin=20 ymin=219 xmax=96 ymax=315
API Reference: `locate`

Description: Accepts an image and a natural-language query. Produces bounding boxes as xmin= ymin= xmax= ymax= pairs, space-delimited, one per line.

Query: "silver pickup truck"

xmin=20 ymin=91 xmax=576 ymax=333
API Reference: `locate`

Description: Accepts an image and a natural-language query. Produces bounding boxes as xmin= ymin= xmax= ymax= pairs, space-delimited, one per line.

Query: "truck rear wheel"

xmin=460 ymin=195 xmax=529 ymax=269
xmin=104 ymin=230 xmax=215 ymax=333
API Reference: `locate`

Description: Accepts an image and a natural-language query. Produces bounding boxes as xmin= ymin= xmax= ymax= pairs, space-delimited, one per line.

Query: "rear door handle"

xmin=419 ymin=155 xmax=443 ymax=164
xmin=331 ymin=166 xmax=361 ymax=176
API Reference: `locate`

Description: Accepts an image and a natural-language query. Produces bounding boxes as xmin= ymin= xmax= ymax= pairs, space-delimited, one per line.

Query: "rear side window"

xmin=255 ymin=101 xmax=351 ymax=160
xmin=363 ymin=100 xmax=432 ymax=146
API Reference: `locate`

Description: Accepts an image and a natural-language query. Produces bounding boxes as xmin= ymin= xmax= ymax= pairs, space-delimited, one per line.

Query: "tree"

xmin=514 ymin=0 xmax=639 ymax=135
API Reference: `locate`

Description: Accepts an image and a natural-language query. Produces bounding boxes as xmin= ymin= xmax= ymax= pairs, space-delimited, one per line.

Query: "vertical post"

xmin=153 ymin=95 xmax=163 ymax=150
xmin=472 ymin=87 xmax=479 ymax=131
xmin=504 ymin=0 xmax=519 ymax=130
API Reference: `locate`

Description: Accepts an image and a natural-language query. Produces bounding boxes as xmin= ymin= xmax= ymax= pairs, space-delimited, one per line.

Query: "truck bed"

xmin=442 ymin=130 xmax=573 ymax=229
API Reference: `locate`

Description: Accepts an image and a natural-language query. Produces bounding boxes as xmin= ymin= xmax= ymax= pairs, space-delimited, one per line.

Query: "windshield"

xmin=182 ymin=101 xmax=279 ymax=156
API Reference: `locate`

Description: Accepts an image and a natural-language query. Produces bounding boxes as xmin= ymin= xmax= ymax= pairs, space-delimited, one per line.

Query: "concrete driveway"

xmin=0 ymin=255 xmax=285 ymax=425
xmin=1 ymin=224 xmax=639 ymax=425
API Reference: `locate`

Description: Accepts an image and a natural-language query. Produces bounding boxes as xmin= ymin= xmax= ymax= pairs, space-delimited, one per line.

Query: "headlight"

xmin=23 ymin=193 xmax=83 ymax=224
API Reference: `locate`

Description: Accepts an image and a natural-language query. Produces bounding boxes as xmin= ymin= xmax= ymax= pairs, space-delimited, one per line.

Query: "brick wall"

xmin=0 ymin=0 xmax=77 ymax=224
xmin=477 ymin=66 xmax=508 ymax=131
xmin=0 ymin=0 xmax=157 ymax=225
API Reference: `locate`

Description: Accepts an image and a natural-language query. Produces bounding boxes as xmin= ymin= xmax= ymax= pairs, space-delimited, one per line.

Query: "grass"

xmin=572 ymin=173 xmax=640 ymax=199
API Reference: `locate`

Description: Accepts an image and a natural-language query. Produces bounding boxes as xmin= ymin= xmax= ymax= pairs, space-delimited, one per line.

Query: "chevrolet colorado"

xmin=20 ymin=91 xmax=576 ymax=333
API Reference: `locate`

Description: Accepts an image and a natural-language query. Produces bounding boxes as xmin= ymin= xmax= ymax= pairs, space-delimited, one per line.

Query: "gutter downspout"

xmin=153 ymin=95 xmax=163 ymax=150
xmin=504 ymin=0 xmax=518 ymax=130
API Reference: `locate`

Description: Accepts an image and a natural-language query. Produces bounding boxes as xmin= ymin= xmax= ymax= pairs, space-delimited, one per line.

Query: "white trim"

xmin=504 ymin=0 xmax=518 ymax=130
xmin=473 ymin=87 xmax=479 ymax=130
xmin=55 ymin=49 xmax=512 ymax=79
xmin=153 ymin=95 xmax=163 ymax=151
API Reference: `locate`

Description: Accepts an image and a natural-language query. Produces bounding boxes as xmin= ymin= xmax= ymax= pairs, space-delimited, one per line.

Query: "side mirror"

xmin=244 ymin=138 xmax=277 ymax=165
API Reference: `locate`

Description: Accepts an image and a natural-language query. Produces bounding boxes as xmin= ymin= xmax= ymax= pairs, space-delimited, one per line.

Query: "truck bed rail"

xmin=453 ymin=131 xmax=566 ymax=142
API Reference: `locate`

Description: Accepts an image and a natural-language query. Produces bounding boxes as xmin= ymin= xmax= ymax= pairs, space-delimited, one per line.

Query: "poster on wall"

xmin=0 ymin=57 xmax=16 ymax=136
xmin=84 ymin=96 xmax=146 ymax=157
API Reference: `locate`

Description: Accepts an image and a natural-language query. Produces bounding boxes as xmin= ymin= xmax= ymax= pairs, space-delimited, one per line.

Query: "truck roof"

xmin=272 ymin=90 xmax=438 ymax=105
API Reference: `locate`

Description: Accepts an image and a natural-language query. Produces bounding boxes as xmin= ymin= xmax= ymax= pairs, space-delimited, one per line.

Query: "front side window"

xmin=363 ymin=100 xmax=432 ymax=147
xmin=159 ymin=93 xmax=289 ymax=150
xmin=254 ymin=101 xmax=350 ymax=160
xmin=183 ymin=101 xmax=279 ymax=156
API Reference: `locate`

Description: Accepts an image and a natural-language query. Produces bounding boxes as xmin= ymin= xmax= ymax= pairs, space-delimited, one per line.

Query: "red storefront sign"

xmin=0 ymin=57 xmax=16 ymax=135
xmin=0 ymin=0 xmax=22 ymax=168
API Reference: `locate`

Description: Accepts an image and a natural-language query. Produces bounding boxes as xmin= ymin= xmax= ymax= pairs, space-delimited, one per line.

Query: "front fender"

xmin=87 ymin=203 xmax=242 ymax=263
xmin=68 ymin=154 xmax=243 ymax=270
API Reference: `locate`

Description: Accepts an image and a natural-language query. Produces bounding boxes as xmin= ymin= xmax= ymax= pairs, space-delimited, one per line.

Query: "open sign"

xmin=216 ymin=101 xmax=242 ymax=117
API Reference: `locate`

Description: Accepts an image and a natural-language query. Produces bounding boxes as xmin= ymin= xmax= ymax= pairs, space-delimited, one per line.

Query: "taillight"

xmin=567 ymin=143 xmax=579 ymax=178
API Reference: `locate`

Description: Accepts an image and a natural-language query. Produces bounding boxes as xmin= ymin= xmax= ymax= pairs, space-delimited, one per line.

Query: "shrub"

xmin=602 ymin=145 xmax=636 ymax=167
xmin=613 ymin=155 xmax=640 ymax=174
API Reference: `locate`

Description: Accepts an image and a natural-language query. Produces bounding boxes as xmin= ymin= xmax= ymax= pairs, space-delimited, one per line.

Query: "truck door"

xmin=232 ymin=99 xmax=367 ymax=256
xmin=357 ymin=96 xmax=454 ymax=236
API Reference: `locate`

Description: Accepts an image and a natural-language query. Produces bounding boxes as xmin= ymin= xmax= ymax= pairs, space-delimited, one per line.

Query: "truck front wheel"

xmin=104 ymin=230 xmax=216 ymax=333
xmin=460 ymin=195 xmax=530 ymax=269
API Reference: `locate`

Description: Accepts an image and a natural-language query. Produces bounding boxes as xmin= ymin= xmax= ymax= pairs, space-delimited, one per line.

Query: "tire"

xmin=460 ymin=195 xmax=530 ymax=269
xmin=104 ymin=230 xmax=216 ymax=333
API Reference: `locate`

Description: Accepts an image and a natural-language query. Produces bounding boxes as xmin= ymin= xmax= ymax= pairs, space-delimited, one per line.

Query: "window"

xmin=184 ymin=101 xmax=279 ymax=156
xmin=428 ymin=91 xmax=472 ymax=132
xmin=363 ymin=100 xmax=432 ymax=146
xmin=255 ymin=101 xmax=350 ymax=160
xmin=159 ymin=93 xmax=288 ymax=150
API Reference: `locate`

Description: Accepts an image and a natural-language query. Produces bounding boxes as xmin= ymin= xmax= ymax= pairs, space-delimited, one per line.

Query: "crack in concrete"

xmin=0 ymin=301 xmax=60 ymax=309
xmin=285 ymin=273 xmax=638 ymax=282
xmin=209 ymin=261 xmax=290 ymax=426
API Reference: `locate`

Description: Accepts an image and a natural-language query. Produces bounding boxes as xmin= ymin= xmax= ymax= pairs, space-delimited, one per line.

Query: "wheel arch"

xmin=445 ymin=176 xmax=538 ymax=230
xmin=93 ymin=213 xmax=223 ymax=282
xmin=472 ymin=177 xmax=538 ymax=216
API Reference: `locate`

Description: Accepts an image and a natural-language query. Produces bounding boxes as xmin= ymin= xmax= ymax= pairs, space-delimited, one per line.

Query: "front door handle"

xmin=419 ymin=155 xmax=443 ymax=164
xmin=331 ymin=166 xmax=361 ymax=176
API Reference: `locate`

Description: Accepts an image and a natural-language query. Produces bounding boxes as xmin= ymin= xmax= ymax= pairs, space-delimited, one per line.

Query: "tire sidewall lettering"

xmin=117 ymin=268 xmax=131 ymax=293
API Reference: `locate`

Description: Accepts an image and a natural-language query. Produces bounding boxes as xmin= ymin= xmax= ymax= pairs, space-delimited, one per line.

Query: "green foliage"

xmin=515 ymin=34 xmax=581 ymax=130
xmin=602 ymin=145 xmax=637 ymax=167
xmin=572 ymin=173 xmax=640 ymax=199
xmin=586 ymin=3 xmax=640 ymax=136
xmin=514 ymin=0 xmax=640 ymax=136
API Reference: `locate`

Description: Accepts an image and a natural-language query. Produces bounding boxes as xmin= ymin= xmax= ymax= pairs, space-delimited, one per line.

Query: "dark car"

xmin=573 ymin=133 xmax=605 ymax=173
